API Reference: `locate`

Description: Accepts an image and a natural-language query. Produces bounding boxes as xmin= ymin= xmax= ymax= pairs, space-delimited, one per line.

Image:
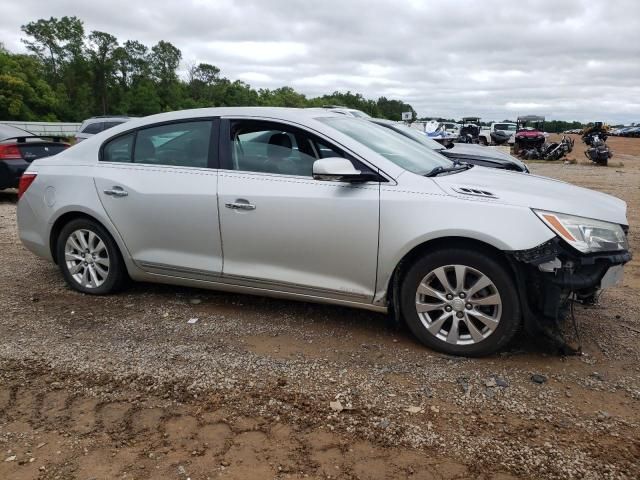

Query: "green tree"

xmin=21 ymin=16 xmax=84 ymax=79
xmin=87 ymin=31 xmax=118 ymax=114
xmin=149 ymin=40 xmax=182 ymax=110
xmin=0 ymin=50 xmax=58 ymax=120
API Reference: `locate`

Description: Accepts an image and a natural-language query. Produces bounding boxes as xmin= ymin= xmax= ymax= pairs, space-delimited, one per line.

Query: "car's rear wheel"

xmin=400 ymin=248 xmax=521 ymax=356
xmin=56 ymin=218 xmax=128 ymax=294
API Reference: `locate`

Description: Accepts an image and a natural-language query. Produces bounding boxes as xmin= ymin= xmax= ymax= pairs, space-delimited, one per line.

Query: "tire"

xmin=56 ymin=218 xmax=128 ymax=295
xmin=478 ymin=137 xmax=488 ymax=146
xmin=400 ymin=248 xmax=521 ymax=357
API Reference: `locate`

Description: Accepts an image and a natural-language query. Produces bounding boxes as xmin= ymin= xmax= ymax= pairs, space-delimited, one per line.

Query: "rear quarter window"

xmin=102 ymin=133 xmax=134 ymax=163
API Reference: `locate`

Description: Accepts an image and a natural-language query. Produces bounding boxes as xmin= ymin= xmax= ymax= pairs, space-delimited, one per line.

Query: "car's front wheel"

xmin=400 ymin=248 xmax=521 ymax=356
xmin=56 ymin=218 xmax=128 ymax=294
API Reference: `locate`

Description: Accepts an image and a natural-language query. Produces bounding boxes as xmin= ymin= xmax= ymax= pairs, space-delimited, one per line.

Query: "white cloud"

xmin=2 ymin=0 xmax=639 ymax=123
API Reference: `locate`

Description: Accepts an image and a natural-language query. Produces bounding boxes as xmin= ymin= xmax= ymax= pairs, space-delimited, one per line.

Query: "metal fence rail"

xmin=0 ymin=121 xmax=81 ymax=137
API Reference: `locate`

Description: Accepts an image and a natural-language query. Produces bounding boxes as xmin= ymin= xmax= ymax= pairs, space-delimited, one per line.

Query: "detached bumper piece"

xmin=508 ymin=238 xmax=631 ymax=353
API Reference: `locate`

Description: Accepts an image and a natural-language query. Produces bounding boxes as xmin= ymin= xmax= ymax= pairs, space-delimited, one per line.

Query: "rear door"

xmin=93 ymin=118 xmax=223 ymax=276
xmin=216 ymin=118 xmax=381 ymax=302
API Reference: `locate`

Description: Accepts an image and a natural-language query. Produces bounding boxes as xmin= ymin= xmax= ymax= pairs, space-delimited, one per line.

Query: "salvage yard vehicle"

xmin=370 ymin=118 xmax=529 ymax=172
xmin=457 ymin=117 xmax=481 ymax=143
xmin=478 ymin=122 xmax=517 ymax=146
xmin=0 ymin=124 xmax=69 ymax=191
xmin=423 ymin=120 xmax=458 ymax=142
xmin=582 ymin=124 xmax=612 ymax=166
xmin=17 ymin=107 xmax=631 ymax=357
xmin=519 ymin=135 xmax=575 ymax=161
xmin=514 ymin=115 xmax=546 ymax=153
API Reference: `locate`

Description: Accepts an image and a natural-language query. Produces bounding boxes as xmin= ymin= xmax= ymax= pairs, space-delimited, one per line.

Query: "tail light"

xmin=18 ymin=173 xmax=37 ymax=200
xmin=0 ymin=144 xmax=22 ymax=160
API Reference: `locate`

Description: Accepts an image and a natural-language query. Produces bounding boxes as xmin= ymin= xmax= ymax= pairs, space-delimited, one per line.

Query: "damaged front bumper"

xmin=507 ymin=237 xmax=631 ymax=350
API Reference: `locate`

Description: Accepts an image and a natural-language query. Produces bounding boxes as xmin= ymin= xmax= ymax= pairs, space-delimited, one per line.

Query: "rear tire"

xmin=400 ymin=248 xmax=521 ymax=356
xmin=56 ymin=218 xmax=128 ymax=295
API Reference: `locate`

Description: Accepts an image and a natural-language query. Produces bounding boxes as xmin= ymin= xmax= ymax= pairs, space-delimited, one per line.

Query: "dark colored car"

xmin=0 ymin=124 xmax=69 ymax=191
xmin=370 ymin=118 xmax=529 ymax=172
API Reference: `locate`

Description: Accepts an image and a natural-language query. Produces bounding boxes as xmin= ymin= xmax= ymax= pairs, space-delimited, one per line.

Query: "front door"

xmin=217 ymin=118 xmax=380 ymax=302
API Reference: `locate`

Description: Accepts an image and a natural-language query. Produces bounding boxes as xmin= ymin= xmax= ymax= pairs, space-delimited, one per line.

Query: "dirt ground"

xmin=1 ymin=135 xmax=639 ymax=480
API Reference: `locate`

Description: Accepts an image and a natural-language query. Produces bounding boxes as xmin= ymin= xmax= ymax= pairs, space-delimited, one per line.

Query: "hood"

xmin=443 ymin=144 xmax=528 ymax=171
xmin=432 ymin=166 xmax=628 ymax=225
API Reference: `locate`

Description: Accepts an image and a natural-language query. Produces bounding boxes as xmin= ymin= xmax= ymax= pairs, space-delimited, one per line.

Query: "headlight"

xmin=533 ymin=210 xmax=628 ymax=253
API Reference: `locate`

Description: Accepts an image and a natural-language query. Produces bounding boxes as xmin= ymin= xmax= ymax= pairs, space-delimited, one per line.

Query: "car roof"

xmin=81 ymin=116 xmax=131 ymax=124
xmin=58 ymin=107 xmax=407 ymax=180
xmin=127 ymin=107 xmax=344 ymax=127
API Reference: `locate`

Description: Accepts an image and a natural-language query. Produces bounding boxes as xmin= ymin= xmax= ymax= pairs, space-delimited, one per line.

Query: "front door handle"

xmin=225 ymin=201 xmax=256 ymax=211
xmin=103 ymin=186 xmax=128 ymax=197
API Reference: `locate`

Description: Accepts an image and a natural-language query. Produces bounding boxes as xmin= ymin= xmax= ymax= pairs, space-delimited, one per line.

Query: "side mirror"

xmin=313 ymin=157 xmax=379 ymax=182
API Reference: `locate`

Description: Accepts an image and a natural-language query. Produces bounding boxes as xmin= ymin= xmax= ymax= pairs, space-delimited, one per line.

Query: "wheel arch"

xmin=49 ymin=210 xmax=128 ymax=266
xmin=384 ymin=236 xmax=515 ymax=308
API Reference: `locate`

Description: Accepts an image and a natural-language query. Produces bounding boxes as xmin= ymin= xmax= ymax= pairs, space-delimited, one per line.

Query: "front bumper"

xmin=508 ymin=237 xmax=631 ymax=319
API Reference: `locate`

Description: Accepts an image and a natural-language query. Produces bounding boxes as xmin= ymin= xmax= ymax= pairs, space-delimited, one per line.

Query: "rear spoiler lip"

xmin=1 ymin=135 xmax=70 ymax=144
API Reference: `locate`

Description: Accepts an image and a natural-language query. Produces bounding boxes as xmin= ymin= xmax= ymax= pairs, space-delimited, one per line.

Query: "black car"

xmin=370 ymin=118 xmax=529 ymax=173
xmin=0 ymin=124 xmax=69 ymax=190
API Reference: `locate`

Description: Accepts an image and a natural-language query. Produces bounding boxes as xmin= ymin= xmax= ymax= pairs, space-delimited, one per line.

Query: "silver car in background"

xmin=74 ymin=116 xmax=131 ymax=143
xmin=17 ymin=108 xmax=630 ymax=356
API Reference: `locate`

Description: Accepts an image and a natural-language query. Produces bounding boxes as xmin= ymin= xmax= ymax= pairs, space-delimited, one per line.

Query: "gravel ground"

xmin=1 ymin=136 xmax=639 ymax=480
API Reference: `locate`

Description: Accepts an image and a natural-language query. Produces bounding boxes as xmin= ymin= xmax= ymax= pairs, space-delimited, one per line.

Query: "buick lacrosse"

xmin=17 ymin=108 xmax=630 ymax=356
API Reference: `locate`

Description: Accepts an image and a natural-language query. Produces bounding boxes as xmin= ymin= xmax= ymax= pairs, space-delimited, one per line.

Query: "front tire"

xmin=56 ymin=218 xmax=128 ymax=294
xmin=400 ymin=248 xmax=521 ymax=356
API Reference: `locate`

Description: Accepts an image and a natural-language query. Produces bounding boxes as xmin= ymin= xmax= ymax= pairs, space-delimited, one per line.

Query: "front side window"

xmin=227 ymin=120 xmax=353 ymax=177
xmin=319 ymin=117 xmax=451 ymax=175
xmin=134 ymin=121 xmax=212 ymax=168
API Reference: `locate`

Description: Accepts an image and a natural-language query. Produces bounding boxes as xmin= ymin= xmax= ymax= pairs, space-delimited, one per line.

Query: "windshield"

xmin=318 ymin=117 xmax=451 ymax=175
xmin=349 ymin=110 xmax=371 ymax=118
xmin=495 ymin=123 xmax=516 ymax=131
xmin=376 ymin=122 xmax=446 ymax=151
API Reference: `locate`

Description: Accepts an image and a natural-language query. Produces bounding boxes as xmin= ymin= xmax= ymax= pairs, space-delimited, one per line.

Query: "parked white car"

xmin=17 ymin=107 xmax=630 ymax=356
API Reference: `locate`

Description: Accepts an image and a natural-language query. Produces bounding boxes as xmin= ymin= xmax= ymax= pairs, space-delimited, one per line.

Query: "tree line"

xmin=0 ymin=16 xmax=416 ymax=123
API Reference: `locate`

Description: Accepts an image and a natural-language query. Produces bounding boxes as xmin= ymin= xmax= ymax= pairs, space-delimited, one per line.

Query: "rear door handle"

xmin=225 ymin=201 xmax=256 ymax=211
xmin=103 ymin=186 xmax=128 ymax=197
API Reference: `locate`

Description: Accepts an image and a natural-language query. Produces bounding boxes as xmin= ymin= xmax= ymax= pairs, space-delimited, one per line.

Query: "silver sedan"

xmin=17 ymin=108 xmax=630 ymax=356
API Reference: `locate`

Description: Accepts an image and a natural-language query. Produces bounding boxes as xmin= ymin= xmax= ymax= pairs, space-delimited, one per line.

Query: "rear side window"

xmin=134 ymin=121 xmax=212 ymax=168
xmin=81 ymin=122 xmax=104 ymax=134
xmin=102 ymin=133 xmax=134 ymax=162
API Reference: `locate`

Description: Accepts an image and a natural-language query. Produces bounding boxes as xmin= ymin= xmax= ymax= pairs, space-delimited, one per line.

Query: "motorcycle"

xmin=519 ymin=135 xmax=574 ymax=161
xmin=583 ymin=133 xmax=612 ymax=166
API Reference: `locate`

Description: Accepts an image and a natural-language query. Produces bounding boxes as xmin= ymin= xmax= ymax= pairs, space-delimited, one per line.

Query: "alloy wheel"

xmin=64 ymin=229 xmax=110 ymax=289
xmin=415 ymin=264 xmax=502 ymax=345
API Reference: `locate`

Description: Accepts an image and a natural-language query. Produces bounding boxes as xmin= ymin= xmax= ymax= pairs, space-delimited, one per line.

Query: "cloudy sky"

xmin=2 ymin=0 xmax=639 ymax=123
